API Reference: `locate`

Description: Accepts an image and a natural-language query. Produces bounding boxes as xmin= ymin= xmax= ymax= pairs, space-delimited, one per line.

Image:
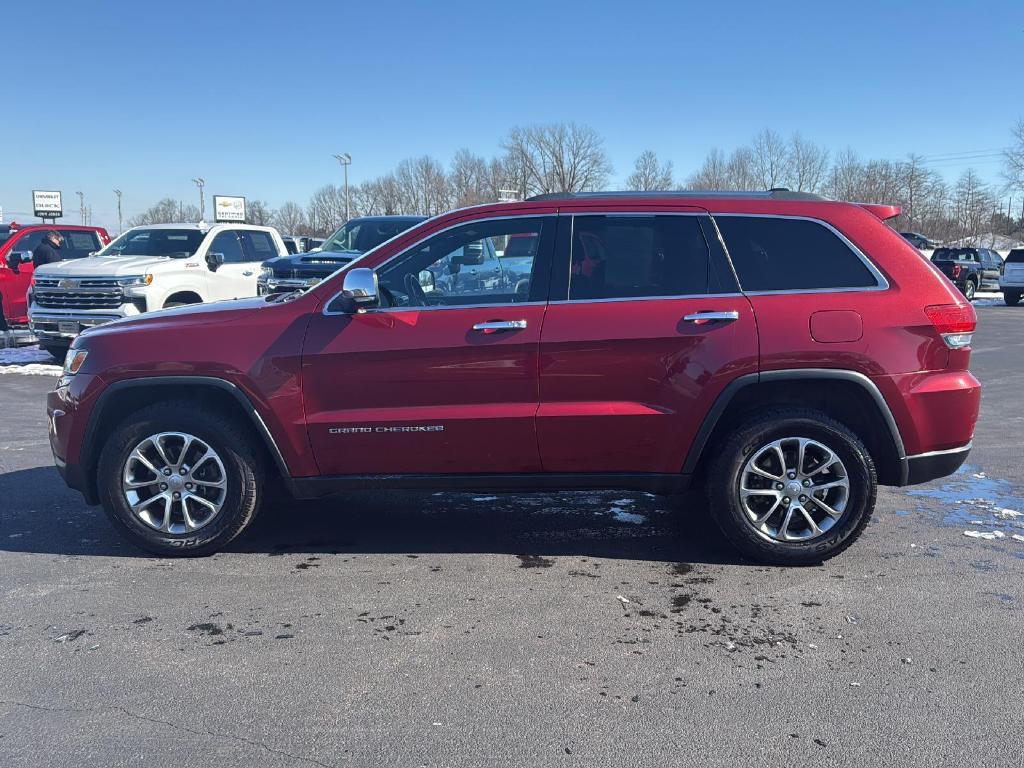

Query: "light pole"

xmin=333 ymin=153 xmax=351 ymax=222
xmin=113 ymin=189 xmax=122 ymax=233
xmin=76 ymin=191 xmax=85 ymax=225
xmin=191 ymin=177 xmax=205 ymax=221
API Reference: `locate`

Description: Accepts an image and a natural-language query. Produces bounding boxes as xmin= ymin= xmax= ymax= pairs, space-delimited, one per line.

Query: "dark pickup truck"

xmin=930 ymin=247 xmax=1002 ymax=300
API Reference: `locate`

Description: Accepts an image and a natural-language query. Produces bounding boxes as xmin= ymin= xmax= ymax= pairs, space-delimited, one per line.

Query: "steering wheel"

xmin=403 ymin=272 xmax=428 ymax=307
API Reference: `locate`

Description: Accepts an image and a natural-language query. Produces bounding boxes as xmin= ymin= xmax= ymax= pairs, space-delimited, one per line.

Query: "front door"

xmin=537 ymin=212 xmax=758 ymax=474
xmin=302 ymin=215 xmax=557 ymax=476
xmin=206 ymin=229 xmax=258 ymax=300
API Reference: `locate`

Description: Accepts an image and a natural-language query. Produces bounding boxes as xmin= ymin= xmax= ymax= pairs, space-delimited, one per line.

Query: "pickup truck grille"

xmin=33 ymin=277 xmax=125 ymax=309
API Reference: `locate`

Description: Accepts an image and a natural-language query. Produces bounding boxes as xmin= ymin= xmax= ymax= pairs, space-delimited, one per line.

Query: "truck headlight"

xmin=63 ymin=348 xmax=89 ymax=376
xmin=118 ymin=274 xmax=154 ymax=297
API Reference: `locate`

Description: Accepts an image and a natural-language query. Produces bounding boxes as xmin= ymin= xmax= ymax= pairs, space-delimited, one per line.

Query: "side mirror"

xmin=418 ymin=269 xmax=436 ymax=292
xmin=336 ymin=267 xmax=379 ymax=313
xmin=206 ymin=252 xmax=225 ymax=271
xmin=6 ymin=251 xmax=30 ymax=271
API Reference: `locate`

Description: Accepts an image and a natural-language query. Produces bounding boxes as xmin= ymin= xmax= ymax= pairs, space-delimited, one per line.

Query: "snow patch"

xmin=0 ymin=345 xmax=58 ymax=365
xmin=963 ymin=530 xmax=1005 ymax=541
xmin=0 ymin=363 xmax=63 ymax=376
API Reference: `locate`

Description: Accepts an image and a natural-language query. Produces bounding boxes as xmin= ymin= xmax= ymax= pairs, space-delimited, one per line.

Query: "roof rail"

xmin=525 ymin=189 xmax=829 ymax=202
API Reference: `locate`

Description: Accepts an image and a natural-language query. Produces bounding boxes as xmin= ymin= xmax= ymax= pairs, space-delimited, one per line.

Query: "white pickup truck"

xmin=29 ymin=222 xmax=286 ymax=358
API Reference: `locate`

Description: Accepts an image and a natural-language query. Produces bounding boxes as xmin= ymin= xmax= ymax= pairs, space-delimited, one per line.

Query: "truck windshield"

xmin=97 ymin=229 xmax=205 ymax=258
xmin=321 ymin=220 xmax=417 ymax=254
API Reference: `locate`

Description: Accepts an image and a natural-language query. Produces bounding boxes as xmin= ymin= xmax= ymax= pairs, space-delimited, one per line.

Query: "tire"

xmin=1004 ymin=291 xmax=1021 ymax=307
xmin=41 ymin=342 xmax=70 ymax=361
xmin=97 ymin=401 xmax=263 ymax=556
xmin=706 ymin=408 xmax=877 ymax=566
xmin=962 ymin=279 xmax=976 ymax=301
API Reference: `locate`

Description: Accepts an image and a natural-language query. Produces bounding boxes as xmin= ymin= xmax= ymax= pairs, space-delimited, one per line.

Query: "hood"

xmin=34 ymin=254 xmax=191 ymax=276
xmin=263 ymin=249 xmax=359 ymax=275
xmin=79 ymin=296 xmax=271 ymax=341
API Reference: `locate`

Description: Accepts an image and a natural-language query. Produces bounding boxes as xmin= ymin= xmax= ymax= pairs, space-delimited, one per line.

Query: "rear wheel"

xmin=97 ymin=401 xmax=263 ymax=556
xmin=41 ymin=342 xmax=70 ymax=361
xmin=1004 ymin=290 xmax=1021 ymax=306
xmin=706 ymin=408 xmax=877 ymax=566
xmin=962 ymin=279 xmax=976 ymax=301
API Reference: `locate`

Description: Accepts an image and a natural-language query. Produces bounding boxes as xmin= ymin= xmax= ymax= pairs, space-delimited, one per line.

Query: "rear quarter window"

xmin=715 ymin=216 xmax=879 ymax=292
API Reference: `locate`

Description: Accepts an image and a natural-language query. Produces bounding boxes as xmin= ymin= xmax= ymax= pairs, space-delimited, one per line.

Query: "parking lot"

xmin=0 ymin=303 xmax=1021 ymax=767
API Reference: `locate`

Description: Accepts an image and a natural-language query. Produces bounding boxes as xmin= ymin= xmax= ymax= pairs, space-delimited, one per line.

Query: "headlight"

xmin=118 ymin=274 xmax=153 ymax=297
xmin=63 ymin=348 xmax=89 ymax=375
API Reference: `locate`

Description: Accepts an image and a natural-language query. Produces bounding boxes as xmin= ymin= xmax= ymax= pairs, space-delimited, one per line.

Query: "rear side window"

xmin=240 ymin=230 xmax=278 ymax=261
xmin=1006 ymin=250 xmax=1024 ymax=264
xmin=568 ymin=215 xmax=720 ymax=300
xmin=716 ymin=216 xmax=879 ymax=292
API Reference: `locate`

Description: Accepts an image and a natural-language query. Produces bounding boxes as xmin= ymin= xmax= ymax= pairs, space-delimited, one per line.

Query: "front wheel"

xmin=706 ymin=408 xmax=877 ymax=566
xmin=962 ymin=279 xmax=976 ymax=301
xmin=97 ymin=401 xmax=263 ymax=556
xmin=1004 ymin=291 xmax=1021 ymax=307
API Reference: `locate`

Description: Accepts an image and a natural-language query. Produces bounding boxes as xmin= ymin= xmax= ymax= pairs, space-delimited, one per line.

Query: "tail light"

xmin=925 ymin=304 xmax=976 ymax=349
xmin=951 ymin=264 xmax=962 ymax=279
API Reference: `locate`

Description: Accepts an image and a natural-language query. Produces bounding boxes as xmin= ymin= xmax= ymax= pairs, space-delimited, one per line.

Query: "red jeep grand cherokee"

xmin=47 ymin=191 xmax=980 ymax=564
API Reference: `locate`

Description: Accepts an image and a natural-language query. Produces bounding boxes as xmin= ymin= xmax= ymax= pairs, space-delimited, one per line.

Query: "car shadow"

xmin=0 ymin=466 xmax=752 ymax=566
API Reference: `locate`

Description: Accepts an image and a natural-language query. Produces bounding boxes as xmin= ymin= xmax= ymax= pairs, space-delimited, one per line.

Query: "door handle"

xmin=683 ymin=310 xmax=740 ymax=325
xmin=472 ymin=320 xmax=528 ymax=333
xmin=243 ymin=270 xmax=254 ymax=276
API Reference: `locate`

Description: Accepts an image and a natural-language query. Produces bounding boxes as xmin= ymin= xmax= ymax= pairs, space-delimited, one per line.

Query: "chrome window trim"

xmin=547 ymin=292 xmax=744 ymax=306
xmin=322 ymin=214 xmax=551 ymax=317
xmin=709 ymin=212 xmax=890 ymax=294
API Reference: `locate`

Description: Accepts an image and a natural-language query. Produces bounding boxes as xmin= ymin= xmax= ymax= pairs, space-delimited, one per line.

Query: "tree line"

xmin=129 ymin=120 xmax=1024 ymax=244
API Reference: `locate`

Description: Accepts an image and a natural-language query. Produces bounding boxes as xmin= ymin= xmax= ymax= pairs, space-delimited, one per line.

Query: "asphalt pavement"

xmin=1 ymin=305 xmax=1022 ymax=767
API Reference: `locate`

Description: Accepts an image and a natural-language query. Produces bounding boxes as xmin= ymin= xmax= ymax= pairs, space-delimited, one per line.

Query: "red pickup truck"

xmin=0 ymin=223 xmax=111 ymax=336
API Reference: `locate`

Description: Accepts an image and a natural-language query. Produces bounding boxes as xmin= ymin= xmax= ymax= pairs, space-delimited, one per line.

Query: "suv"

xmin=0 ymin=223 xmax=110 ymax=340
xmin=930 ymin=247 xmax=1003 ymax=300
xmin=259 ymin=216 xmax=424 ymax=295
xmin=47 ymin=191 xmax=981 ymax=565
xmin=30 ymin=222 xmax=286 ymax=358
xmin=1000 ymin=249 xmax=1024 ymax=306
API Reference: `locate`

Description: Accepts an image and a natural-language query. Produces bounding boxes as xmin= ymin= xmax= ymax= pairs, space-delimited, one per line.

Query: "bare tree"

xmin=448 ymin=149 xmax=492 ymax=207
xmin=750 ymin=129 xmax=790 ymax=189
xmin=502 ymin=122 xmax=611 ymax=195
xmin=686 ymin=148 xmax=729 ymax=189
xmin=273 ymin=201 xmax=308 ymax=235
xmin=306 ymin=184 xmax=347 ymax=236
xmin=788 ymin=134 xmax=829 ymax=193
xmin=246 ymin=199 xmax=274 ymax=226
xmin=1003 ymin=118 xmax=1024 ymax=193
xmin=128 ymin=198 xmax=200 ymax=226
xmin=396 ymin=156 xmax=449 ymax=215
xmin=626 ymin=150 xmax=674 ymax=191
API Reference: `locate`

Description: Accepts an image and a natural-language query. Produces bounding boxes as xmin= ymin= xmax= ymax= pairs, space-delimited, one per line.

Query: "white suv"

xmin=29 ymin=223 xmax=286 ymax=357
xmin=1001 ymin=249 xmax=1024 ymax=306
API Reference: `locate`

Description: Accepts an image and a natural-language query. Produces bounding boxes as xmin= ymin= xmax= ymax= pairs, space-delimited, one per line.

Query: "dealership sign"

xmin=33 ymin=190 xmax=63 ymax=218
xmin=213 ymin=195 xmax=246 ymax=223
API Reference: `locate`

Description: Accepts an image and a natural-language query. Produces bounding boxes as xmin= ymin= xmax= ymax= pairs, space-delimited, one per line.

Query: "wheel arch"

xmin=684 ymin=369 xmax=908 ymax=486
xmin=80 ymin=376 xmax=290 ymax=502
xmin=162 ymin=290 xmax=204 ymax=308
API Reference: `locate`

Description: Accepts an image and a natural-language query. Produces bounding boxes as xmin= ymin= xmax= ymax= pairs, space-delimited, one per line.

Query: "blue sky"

xmin=2 ymin=0 xmax=1020 ymax=230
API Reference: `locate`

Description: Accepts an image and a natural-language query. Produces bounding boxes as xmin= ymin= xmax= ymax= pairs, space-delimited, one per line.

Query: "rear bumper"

xmin=903 ymin=443 xmax=971 ymax=486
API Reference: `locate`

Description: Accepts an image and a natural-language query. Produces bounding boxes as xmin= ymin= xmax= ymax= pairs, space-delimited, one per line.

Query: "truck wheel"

xmin=97 ymin=401 xmax=263 ymax=556
xmin=1005 ymin=291 xmax=1021 ymax=307
xmin=706 ymin=408 xmax=877 ymax=566
xmin=41 ymin=342 xmax=70 ymax=361
xmin=962 ymin=279 xmax=976 ymax=301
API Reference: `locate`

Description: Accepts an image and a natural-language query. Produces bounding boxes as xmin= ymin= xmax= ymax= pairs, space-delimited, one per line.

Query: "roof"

xmin=527 ymin=189 xmax=827 ymax=202
xmin=124 ymin=222 xmax=275 ymax=231
xmin=351 ymin=215 xmax=428 ymax=222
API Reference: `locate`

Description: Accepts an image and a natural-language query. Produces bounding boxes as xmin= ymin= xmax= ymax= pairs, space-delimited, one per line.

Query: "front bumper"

xmin=257 ymin=276 xmax=321 ymax=295
xmin=47 ymin=374 xmax=103 ymax=505
xmin=29 ymin=307 xmax=138 ymax=340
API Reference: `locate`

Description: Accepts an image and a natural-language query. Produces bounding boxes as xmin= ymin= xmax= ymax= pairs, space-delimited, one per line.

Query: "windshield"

xmin=321 ymin=219 xmax=418 ymax=254
xmin=97 ymin=228 xmax=205 ymax=258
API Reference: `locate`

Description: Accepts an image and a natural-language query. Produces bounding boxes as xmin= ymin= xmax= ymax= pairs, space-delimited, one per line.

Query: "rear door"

xmin=981 ymin=250 xmax=1002 ymax=289
xmin=536 ymin=211 xmax=757 ymax=474
xmin=301 ymin=215 xmax=557 ymax=476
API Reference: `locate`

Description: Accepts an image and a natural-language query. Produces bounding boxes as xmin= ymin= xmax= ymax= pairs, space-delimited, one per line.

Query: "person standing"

xmin=32 ymin=230 xmax=64 ymax=268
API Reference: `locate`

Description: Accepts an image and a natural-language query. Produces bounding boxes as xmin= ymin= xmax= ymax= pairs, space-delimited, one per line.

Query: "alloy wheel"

xmin=738 ymin=436 xmax=850 ymax=543
xmin=122 ymin=432 xmax=227 ymax=534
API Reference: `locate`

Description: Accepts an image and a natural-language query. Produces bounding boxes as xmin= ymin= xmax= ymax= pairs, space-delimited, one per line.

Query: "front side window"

xmin=322 ymin=218 xmax=422 ymax=254
xmin=568 ymin=215 xmax=715 ymax=300
xmin=375 ymin=218 xmax=547 ymax=308
xmin=99 ymin=229 xmax=205 ymax=258
xmin=209 ymin=231 xmax=245 ymax=263
xmin=716 ymin=216 xmax=879 ymax=292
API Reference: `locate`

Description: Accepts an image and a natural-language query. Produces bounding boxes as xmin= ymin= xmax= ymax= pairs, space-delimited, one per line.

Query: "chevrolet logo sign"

xmin=58 ymin=278 xmax=79 ymax=289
